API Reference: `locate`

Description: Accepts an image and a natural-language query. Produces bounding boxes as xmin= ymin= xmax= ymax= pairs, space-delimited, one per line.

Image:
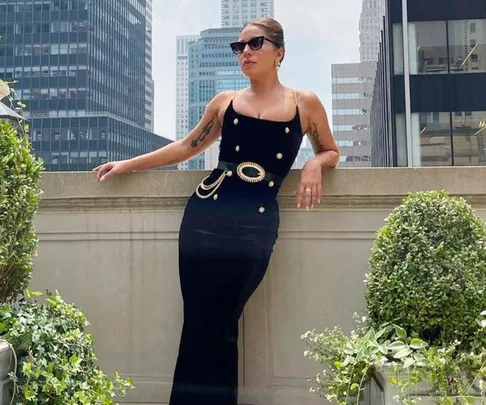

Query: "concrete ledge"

xmin=39 ymin=167 xmax=486 ymax=211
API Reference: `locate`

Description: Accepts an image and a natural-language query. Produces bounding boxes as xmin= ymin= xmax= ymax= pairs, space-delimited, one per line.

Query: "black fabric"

xmin=169 ymin=98 xmax=304 ymax=405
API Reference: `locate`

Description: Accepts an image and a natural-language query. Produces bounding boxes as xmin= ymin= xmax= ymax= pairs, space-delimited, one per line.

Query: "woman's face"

xmin=233 ymin=25 xmax=283 ymax=78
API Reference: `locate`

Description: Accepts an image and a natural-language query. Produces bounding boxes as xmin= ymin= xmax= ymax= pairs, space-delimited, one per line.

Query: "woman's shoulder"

xmin=292 ymin=88 xmax=321 ymax=105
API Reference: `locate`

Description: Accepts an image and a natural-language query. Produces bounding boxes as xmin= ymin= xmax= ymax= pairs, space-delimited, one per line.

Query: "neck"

xmin=249 ymin=72 xmax=282 ymax=97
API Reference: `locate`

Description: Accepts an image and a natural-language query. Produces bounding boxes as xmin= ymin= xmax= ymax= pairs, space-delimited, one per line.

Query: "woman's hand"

xmin=92 ymin=160 xmax=131 ymax=182
xmin=295 ymin=158 xmax=322 ymax=210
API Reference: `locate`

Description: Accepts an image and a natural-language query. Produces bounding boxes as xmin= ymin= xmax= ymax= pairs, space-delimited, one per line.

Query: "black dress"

xmin=169 ymin=92 xmax=304 ymax=405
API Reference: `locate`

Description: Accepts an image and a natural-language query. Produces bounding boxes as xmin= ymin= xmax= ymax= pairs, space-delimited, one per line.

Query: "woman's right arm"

xmin=93 ymin=91 xmax=232 ymax=182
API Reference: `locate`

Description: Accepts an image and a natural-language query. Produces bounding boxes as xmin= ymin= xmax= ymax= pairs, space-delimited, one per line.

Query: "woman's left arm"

xmin=296 ymin=91 xmax=340 ymax=210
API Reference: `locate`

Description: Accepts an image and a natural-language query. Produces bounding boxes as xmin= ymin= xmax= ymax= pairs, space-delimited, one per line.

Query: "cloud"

xmin=152 ymin=0 xmax=363 ymax=139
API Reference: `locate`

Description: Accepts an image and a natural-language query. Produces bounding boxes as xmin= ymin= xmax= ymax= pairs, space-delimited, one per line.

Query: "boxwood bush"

xmin=366 ymin=190 xmax=486 ymax=348
xmin=0 ymin=119 xmax=43 ymax=303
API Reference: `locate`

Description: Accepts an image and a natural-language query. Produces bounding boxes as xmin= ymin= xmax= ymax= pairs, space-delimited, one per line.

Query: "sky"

xmin=151 ymin=0 xmax=364 ymax=140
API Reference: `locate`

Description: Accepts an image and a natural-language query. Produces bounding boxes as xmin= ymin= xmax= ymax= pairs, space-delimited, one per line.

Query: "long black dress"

xmin=169 ymin=92 xmax=304 ymax=405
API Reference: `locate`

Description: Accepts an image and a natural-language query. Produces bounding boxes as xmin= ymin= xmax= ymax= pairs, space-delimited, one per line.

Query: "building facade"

xmin=359 ymin=0 xmax=386 ymax=62
xmin=332 ymin=62 xmax=375 ymax=167
xmin=175 ymin=35 xmax=199 ymax=170
xmin=221 ymin=0 xmax=274 ymax=28
xmin=144 ymin=0 xmax=154 ymax=132
xmin=187 ymin=27 xmax=250 ymax=170
xmin=371 ymin=0 xmax=486 ymax=167
xmin=0 ymin=0 xmax=170 ymax=172
xmin=329 ymin=0 xmax=383 ymax=168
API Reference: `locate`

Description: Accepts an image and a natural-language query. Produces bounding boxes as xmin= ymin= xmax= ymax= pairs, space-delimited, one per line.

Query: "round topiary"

xmin=366 ymin=190 xmax=486 ymax=348
xmin=0 ymin=118 xmax=44 ymax=303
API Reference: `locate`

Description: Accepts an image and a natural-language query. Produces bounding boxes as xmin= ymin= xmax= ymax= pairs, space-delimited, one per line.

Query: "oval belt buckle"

xmin=236 ymin=162 xmax=266 ymax=183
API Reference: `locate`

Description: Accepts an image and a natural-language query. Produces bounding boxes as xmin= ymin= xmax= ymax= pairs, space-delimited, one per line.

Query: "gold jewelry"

xmin=275 ymin=60 xmax=281 ymax=68
xmin=195 ymin=172 xmax=227 ymax=199
xmin=237 ymin=162 xmax=265 ymax=183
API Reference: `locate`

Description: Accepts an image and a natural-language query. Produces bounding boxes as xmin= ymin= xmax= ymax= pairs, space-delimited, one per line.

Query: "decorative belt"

xmin=195 ymin=161 xmax=283 ymax=199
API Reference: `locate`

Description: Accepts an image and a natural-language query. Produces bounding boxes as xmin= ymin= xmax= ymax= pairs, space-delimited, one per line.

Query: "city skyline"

xmin=0 ymin=0 xmax=171 ymax=172
xmin=152 ymin=0 xmax=364 ymax=140
xmin=221 ymin=0 xmax=274 ymax=27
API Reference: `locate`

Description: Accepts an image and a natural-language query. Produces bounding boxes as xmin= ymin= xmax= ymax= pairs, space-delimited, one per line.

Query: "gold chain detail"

xmin=195 ymin=172 xmax=227 ymax=199
xmin=236 ymin=162 xmax=265 ymax=183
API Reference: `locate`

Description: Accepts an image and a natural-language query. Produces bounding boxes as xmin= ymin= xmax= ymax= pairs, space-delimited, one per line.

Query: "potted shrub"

xmin=302 ymin=190 xmax=486 ymax=405
xmin=0 ymin=80 xmax=134 ymax=403
xmin=0 ymin=79 xmax=43 ymax=397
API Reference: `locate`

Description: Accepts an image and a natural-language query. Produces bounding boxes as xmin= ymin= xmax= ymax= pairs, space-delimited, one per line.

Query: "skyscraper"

xmin=188 ymin=27 xmax=249 ymax=170
xmin=371 ymin=0 xmax=486 ymax=167
xmin=359 ymin=0 xmax=385 ymax=62
xmin=330 ymin=0 xmax=384 ymax=167
xmin=0 ymin=0 xmax=171 ymax=172
xmin=331 ymin=62 xmax=375 ymax=167
xmin=145 ymin=0 xmax=155 ymax=132
xmin=221 ymin=0 xmax=274 ymax=27
xmin=175 ymin=35 xmax=200 ymax=170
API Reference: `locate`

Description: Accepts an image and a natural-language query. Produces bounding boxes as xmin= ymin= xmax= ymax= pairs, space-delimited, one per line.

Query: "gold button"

xmin=213 ymin=194 xmax=218 ymax=200
xmin=227 ymin=170 xmax=233 ymax=177
xmin=233 ymin=118 xmax=239 ymax=125
xmin=235 ymin=145 xmax=240 ymax=152
xmin=276 ymin=153 xmax=283 ymax=159
xmin=268 ymin=181 xmax=275 ymax=187
xmin=259 ymin=207 xmax=265 ymax=213
xmin=285 ymin=127 xmax=290 ymax=134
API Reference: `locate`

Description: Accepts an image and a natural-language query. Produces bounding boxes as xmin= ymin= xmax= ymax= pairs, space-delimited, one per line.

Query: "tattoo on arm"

xmin=308 ymin=122 xmax=325 ymax=154
xmin=191 ymin=117 xmax=215 ymax=148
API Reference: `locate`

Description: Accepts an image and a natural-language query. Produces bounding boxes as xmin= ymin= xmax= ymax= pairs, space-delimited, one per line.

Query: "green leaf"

xmin=388 ymin=341 xmax=407 ymax=352
xmin=389 ymin=376 xmax=398 ymax=385
xmin=393 ymin=347 xmax=412 ymax=359
xmin=409 ymin=338 xmax=428 ymax=350
xmin=403 ymin=357 xmax=415 ymax=368
xmin=393 ymin=325 xmax=407 ymax=340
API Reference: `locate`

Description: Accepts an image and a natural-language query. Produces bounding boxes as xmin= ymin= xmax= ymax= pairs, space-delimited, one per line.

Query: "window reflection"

xmin=409 ymin=22 xmax=448 ymax=74
xmin=413 ymin=112 xmax=452 ymax=166
xmin=452 ymin=111 xmax=486 ymax=165
xmin=449 ymin=20 xmax=486 ymax=73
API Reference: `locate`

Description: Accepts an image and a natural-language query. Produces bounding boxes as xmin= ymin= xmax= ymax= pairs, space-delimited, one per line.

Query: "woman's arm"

xmin=93 ymin=91 xmax=233 ymax=181
xmin=295 ymin=91 xmax=340 ymax=209
xmin=125 ymin=91 xmax=233 ymax=171
xmin=301 ymin=91 xmax=340 ymax=170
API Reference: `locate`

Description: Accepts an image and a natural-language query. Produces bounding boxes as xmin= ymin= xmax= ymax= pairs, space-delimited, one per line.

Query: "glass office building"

xmin=0 ymin=0 xmax=171 ymax=171
xmin=187 ymin=27 xmax=249 ymax=170
xmin=371 ymin=0 xmax=486 ymax=167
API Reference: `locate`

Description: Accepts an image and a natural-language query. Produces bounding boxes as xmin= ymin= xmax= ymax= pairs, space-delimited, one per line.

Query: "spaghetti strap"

xmin=292 ymin=89 xmax=298 ymax=106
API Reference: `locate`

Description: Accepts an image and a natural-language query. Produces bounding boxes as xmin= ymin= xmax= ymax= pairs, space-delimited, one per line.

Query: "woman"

xmin=93 ymin=17 xmax=339 ymax=405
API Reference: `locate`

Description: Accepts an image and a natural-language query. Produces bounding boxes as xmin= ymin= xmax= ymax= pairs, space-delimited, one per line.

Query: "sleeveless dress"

xmin=169 ymin=91 xmax=304 ymax=405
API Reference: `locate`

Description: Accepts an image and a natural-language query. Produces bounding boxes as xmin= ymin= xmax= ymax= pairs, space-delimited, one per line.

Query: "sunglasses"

xmin=229 ymin=35 xmax=279 ymax=55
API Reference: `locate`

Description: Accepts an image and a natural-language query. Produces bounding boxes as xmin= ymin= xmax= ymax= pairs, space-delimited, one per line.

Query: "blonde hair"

xmin=243 ymin=18 xmax=286 ymax=63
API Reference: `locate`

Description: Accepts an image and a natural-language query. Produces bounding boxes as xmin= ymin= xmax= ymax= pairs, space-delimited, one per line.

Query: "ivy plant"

xmin=0 ymin=290 xmax=133 ymax=405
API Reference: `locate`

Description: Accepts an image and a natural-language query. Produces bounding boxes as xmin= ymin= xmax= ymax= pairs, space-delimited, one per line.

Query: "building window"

xmin=395 ymin=19 xmax=486 ymax=76
xmin=333 ymin=109 xmax=367 ymax=116
xmin=411 ymin=112 xmax=452 ymax=166
xmin=452 ymin=111 xmax=486 ymax=165
xmin=449 ymin=19 xmax=486 ymax=73
xmin=408 ymin=21 xmax=448 ymax=74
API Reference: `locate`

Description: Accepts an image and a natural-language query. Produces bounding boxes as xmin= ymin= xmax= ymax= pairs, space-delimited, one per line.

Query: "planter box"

xmin=375 ymin=367 xmax=484 ymax=405
xmin=0 ymin=341 xmax=13 ymax=405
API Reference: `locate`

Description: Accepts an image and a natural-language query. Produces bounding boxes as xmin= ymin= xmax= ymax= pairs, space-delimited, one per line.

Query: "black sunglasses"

xmin=229 ymin=36 xmax=279 ymax=55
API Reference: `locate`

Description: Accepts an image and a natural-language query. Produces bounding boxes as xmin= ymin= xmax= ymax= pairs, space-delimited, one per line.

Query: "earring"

xmin=275 ymin=60 xmax=281 ymax=69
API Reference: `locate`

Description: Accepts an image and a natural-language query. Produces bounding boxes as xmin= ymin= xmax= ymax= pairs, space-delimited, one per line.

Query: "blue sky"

xmin=152 ymin=0 xmax=364 ymax=139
